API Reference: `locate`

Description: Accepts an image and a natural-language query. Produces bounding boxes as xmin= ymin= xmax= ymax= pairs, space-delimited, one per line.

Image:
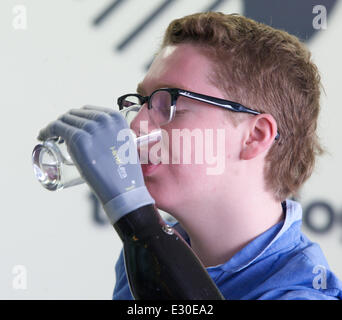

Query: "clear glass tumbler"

xmin=32 ymin=107 xmax=161 ymax=191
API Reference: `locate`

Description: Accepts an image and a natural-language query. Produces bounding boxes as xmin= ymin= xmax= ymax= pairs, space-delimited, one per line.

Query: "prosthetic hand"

xmin=38 ymin=105 xmax=155 ymax=224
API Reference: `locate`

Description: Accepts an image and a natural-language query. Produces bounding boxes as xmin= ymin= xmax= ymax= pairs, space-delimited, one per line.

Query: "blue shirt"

xmin=112 ymin=199 xmax=342 ymax=300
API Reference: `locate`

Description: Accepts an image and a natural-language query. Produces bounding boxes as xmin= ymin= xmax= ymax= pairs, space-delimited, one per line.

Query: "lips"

xmin=138 ymin=144 xmax=161 ymax=177
xmin=141 ymin=162 xmax=160 ymax=176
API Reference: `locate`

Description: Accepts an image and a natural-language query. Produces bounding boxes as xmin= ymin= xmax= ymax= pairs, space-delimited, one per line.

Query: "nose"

xmin=130 ymin=104 xmax=159 ymax=136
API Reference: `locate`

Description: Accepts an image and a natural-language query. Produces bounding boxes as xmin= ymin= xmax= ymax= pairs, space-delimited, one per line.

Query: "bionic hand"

xmin=38 ymin=105 xmax=155 ymax=224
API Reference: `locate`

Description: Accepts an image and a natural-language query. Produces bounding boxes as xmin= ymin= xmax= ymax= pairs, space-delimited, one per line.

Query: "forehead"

xmin=139 ymin=44 xmax=223 ymax=99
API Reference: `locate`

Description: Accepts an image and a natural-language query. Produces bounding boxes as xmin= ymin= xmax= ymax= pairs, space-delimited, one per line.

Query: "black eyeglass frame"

xmin=117 ymin=88 xmax=280 ymax=140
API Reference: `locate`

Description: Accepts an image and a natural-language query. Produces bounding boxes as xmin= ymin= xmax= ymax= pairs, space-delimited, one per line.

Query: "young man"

xmin=113 ymin=12 xmax=342 ymax=299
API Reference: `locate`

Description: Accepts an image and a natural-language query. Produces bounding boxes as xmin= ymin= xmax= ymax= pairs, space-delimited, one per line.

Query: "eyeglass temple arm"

xmin=178 ymin=90 xmax=280 ymax=141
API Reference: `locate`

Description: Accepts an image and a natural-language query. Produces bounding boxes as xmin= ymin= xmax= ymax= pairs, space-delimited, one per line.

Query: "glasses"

xmin=117 ymin=88 xmax=279 ymax=140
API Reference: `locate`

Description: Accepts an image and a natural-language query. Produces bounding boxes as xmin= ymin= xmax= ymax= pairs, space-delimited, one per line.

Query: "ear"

xmin=240 ymin=114 xmax=278 ymax=160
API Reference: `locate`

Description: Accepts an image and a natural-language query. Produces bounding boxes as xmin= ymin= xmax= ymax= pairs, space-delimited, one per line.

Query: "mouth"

xmin=138 ymin=145 xmax=161 ymax=177
xmin=136 ymin=131 xmax=163 ymax=177
xmin=141 ymin=162 xmax=161 ymax=176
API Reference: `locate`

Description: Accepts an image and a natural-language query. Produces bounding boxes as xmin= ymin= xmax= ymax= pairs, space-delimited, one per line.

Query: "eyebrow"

xmin=136 ymin=82 xmax=191 ymax=96
xmin=136 ymin=82 xmax=146 ymax=95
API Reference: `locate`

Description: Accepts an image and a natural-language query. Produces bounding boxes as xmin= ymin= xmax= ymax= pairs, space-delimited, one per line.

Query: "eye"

xmin=122 ymin=95 xmax=141 ymax=108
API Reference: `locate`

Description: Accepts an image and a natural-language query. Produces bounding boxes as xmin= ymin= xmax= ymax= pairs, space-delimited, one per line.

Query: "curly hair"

xmin=161 ymin=12 xmax=324 ymax=201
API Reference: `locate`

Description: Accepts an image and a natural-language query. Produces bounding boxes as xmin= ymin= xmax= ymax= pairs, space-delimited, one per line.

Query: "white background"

xmin=0 ymin=0 xmax=341 ymax=299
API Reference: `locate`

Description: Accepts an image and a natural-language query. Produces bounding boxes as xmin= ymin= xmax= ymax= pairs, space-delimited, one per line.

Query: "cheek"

xmin=144 ymin=116 xmax=233 ymax=209
xmin=155 ymin=124 xmax=231 ymax=178
xmin=161 ymin=126 xmax=207 ymax=166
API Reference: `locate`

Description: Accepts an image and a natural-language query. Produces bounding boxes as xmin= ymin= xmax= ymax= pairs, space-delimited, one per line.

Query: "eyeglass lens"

xmin=121 ymin=90 xmax=173 ymax=127
xmin=149 ymin=90 xmax=172 ymax=126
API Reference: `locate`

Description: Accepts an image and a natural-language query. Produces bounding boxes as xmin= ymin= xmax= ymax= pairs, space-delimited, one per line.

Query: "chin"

xmin=145 ymin=181 xmax=176 ymax=214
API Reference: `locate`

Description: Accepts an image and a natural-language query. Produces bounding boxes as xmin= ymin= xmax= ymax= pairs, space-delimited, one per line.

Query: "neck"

xmin=173 ymin=191 xmax=284 ymax=268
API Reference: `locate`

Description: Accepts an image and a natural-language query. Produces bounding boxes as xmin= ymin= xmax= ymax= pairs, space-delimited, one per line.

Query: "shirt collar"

xmin=207 ymin=199 xmax=303 ymax=275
